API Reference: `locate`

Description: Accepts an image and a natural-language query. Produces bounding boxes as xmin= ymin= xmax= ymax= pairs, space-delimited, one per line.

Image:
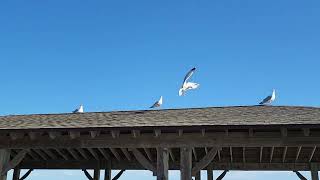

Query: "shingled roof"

xmin=0 ymin=106 xmax=320 ymax=130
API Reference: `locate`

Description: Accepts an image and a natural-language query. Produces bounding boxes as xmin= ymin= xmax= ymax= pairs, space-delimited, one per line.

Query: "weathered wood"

xmin=112 ymin=170 xmax=125 ymax=180
xmin=303 ymin=128 xmax=310 ymax=137
xmin=168 ymin=149 xmax=175 ymax=162
xmin=94 ymin=166 xmax=100 ymax=180
xmin=111 ymin=131 xmax=120 ymax=139
xmin=87 ymin=148 xmax=100 ymax=160
xmin=295 ymin=146 xmax=302 ymax=162
xmin=0 ymin=149 xmax=10 ymax=180
xmin=42 ymin=149 xmax=58 ymax=160
xmin=109 ymin=148 xmax=121 ymax=161
xmin=144 ymin=148 xmax=153 ymax=162
xmin=1 ymin=149 xmax=27 ymax=176
xmin=19 ymin=169 xmax=33 ymax=180
xmin=242 ymin=147 xmax=246 ymax=163
xmin=207 ymin=164 xmax=213 ymax=180
xmin=10 ymin=133 xmax=24 ymax=140
xmin=282 ymin=146 xmax=288 ymax=163
xmin=270 ymin=147 xmax=274 ymax=163
xmin=132 ymin=130 xmax=140 ymax=138
xmin=281 ymin=128 xmax=287 ymax=137
xmin=12 ymin=168 xmax=20 ymax=180
xmin=120 ymin=148 xmax=131 ymax=161
xmin=204 ymin=147 xmax=208 ymax=154
xmin=157 ymin=148 xmax=169 ymax=180
xmin=311 ymin=163 xmax=319 ymax=180
xmin=28 ymin=132 xmax=42 ymax=141
xmin=69 ymin=131 xmax=81 ymax=139
xmin=82 ymin=169 xmax=94 ymax=180
xmin=216 ymin=170 xmax=228 ymax=180
xmin=104 ymin=161 xmax=111 ymax=180
xmin=98 ymin=148 xmax=110 ymax=160
xmin=77 ymin=149 xmax=90 ymax=160
xmin=293 ymin=171 xmax=307 ymax=180
xmin=154 ymin=130 xmax=161 ymax=137
xmin=3 ymin=132 xmax=320 ymax=149
xmin=131 ymin=148 xmax=156 ymax=173
xmin=33 ymin=149 xmax=48 ymax=160
xmin=90 ymin=131 xmax=100 ymax=139
xmin=310 ymin=146 xmax=317 ymax=162
xmin=192 ymin=148 xmax=198 ymax=161
xmin=260 ymin=147 xmax=263 ymax=163
xmin=67 ymin=149 xmax=81 ymax=161
xmin=195 ymin=171 xmax=201 ymax=180
xmin=248 ymin=129 xmax=253 ymax=137
xmin=229 ymin=147 xmax=233 ymax=163
xmin=180 ymin=147 xmax=192 ymax=180
xmin=48 ymin=132 xmax=61 ymax=140
xmin=217 ymin=150 xmax=221 ymax=162
xmin=201 ymin=129 xmax=206 ymax=137
xmin=54 ymin=149 xmax=69 ymax=160
xmin=178 ymin=130 xmax=183 ymax=137
xmin=192 ymin=147 xmax=218 ymax=176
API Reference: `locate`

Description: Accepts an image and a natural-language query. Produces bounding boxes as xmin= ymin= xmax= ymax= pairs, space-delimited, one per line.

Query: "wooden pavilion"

xmin=0 ymin=106 xmax=320 ymax=180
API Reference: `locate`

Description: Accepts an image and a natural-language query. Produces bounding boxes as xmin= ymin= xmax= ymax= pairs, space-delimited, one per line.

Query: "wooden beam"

xmin=229 ymin=147 xmax=233 ymax=163
xmin=94 ymin=166 xmax=101 ymax=180
xmin=248 ymin=128 xmax=253 ymax=137
xmin=207 ymin=164 xmax=213 ymax=180
xmin=90 ymin=131 xmax=100 ymax=139
xmin=216 ymin=170 xmax=228 ymax=180
xmin=77 ymin=149 xmax=90 ymax=160
xmin=217 ymin=149 xmax=221 ymax=162
xmin=98 ymin=148 xmax=110 ymax=160
xmin=260 ymin=147 xmax=263 ymax=163
xmin=69 ymin=131 xmax=80 ymax=139
xmin=154 ymin=130 xmax=161 ymax=137
xmin=168 ymin=149 xmax=175 ymax=162
xmin=12 ymin=167 xmax=20 ymax=180
xmin=104 ymin=161 xmax=111 ymax=180
xmin=201 ymin=129 xmax=206 ymax=137
xmin=195 ymin=171 xmax=201 ymax=180
xmin=192 ymin=147 xmax=218 ymax=176
xmin=143 ymin=148 xmax=153 ymax=162
xmin=112 ymin=170 xmax=125 ymax=180
xmin=293 ymin=171 xmax=307 ymax=180
xmin=295 ymin=146 xmax=302 ymax=162
xmin=42 ymin=149 xmax=58 ymax=160
xmin=178 ymin=130 xmax=183 ymax=137
xmin=111 ymin=131 xmax=120 ymax=139
xmin=132 ymin=130 xmax=140 ymax=138
xmin=156 ymin=148 xmax=169 ymax=180
xmin=33 ymin=149 xmax=48 ymax=161
xmin=131 ymin=148 xmax=156 ymax=173
xmin=0 ymin=149 xmax=10 ymax=180
xmin=270 ymin=146 xmax=274 ymax=163
xmin=242 ymin=147 xmax=246 ymax=163
xmin=48 ymin=132 xmax=61 ymax=140
xmin=192 ymin=148 xmax=198 ymax=161
xmin=19 ymin=169 xmax=34 ymax=180
xmin=180 ymin=147 xmax=192 ymax=180
xmin=303 ymin=128 xmax=310 ymax=137
xmin=28 ymin=132 xmax=42 ymax=141
xmin=1 ymin=150 xmax=27 ymax=176
xmin=10 ymin=133 xmax=24 ymax=140
xmin=87 ymin=148 xmax=100 ymax=160
xmin=109 ymin=148 xmax=121 ymax=161
xmin=120 ymin=148 xmax=131 ymax=161
xmin=204 ymin=147 xmax=208 ymax=154
xmin=67 ymin=149 xmax=81 ymax=161
xmin=282 ymin=146 xmax=288 ymax=163
xmin=281 ymin=128 xmax=287 ymax=137
xmin=54 ymin=148 xmax=69 ymax=160
xmin=310 ymin=146 xmax=317 ymax=162
xmin=82 ymin=169 xmax=94 ymax=180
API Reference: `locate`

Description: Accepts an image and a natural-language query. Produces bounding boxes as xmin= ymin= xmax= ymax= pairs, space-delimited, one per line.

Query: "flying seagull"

xmin=150 ymin=96 xmax=163 ymax=108
xmin=259 ymin=89 xmax=276 ymax=105
xmin=73 ymin=104 xmax=84 ymax=113
xmin=179 ymin=67 xmax=200 ymax=96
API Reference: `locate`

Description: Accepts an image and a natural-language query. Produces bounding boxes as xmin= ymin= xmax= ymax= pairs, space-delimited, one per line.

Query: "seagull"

xmin=73 ymin=104 xmax=84 ymax=113
xmin=259 ymin=89 xmax=276 ymax=105
xmin=150 ymin=96 xmax=163 ymax=108
xmin=179 ymin=67 xmax=200 ymax=96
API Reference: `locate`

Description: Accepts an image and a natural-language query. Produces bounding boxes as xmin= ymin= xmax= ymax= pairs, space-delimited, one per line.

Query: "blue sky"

xmin=1 ymin=0 xmax=320 ymax=179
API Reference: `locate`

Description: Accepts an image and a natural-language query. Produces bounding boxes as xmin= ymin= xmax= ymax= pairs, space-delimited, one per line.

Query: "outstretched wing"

xmin=259 ymin=95 xmax=271 ymax=105
xmin=182 ymin=67 xmax=196 ymax=85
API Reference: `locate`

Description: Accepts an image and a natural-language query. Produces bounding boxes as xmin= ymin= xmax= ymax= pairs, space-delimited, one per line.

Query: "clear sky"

xmin=1 ymin=0 xmax=320 ymax=179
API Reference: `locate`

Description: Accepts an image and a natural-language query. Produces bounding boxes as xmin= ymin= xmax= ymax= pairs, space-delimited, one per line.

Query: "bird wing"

xmin=260 ymin=95 xmax=271 ymax=105
xmin=150 ymin=101 xmax=159 ymax=108
xmin=182 ymin=68 xmax=196 ymax=85
xmin=72 ymin=108 xmax=79 ymax=113
xmin=186 ymin=82 xmax=200 ymax=89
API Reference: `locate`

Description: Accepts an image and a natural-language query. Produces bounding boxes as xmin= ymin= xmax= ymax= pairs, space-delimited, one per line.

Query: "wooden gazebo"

xmin=0 ymin=106 xmax=320 ymax=180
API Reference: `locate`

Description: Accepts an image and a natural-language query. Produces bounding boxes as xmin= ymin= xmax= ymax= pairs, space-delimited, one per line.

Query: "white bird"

xmin=259 ymin=89 xmax=276 ymax=105
xmin=150 ymin=96 xmax=163 ymax=108
xmin=179 ymin=67 xmax=200 ymax=96
xmin=73 ymin=105 xmax=84 ymax=113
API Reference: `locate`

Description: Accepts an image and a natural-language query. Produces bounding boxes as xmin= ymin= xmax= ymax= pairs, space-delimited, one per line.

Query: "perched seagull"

xmin=179 ymin=67 xmax=200 ymax=96
xmin=150 ymin=96 xmax=163 ymax=108
xmin=73 ymin=105 xmax=84 ymax=113
xmin=259 ymin=89 xmax=276 ymax=105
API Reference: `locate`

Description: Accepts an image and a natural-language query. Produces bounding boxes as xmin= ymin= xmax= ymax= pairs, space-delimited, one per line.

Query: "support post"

xmin=157 ymin=148 xmax=169 ymax=180
xmin=311 ymin=163 xmax=319 ymax=180
xmin=0 ymin=149 xmax=10 ymax=180
xmin=293 ymin=171 xmax=307 ymax=180
xmin=195 ymin=171 xmax=201 ymax=180
xmin=207 ymin=164 xmax=213 ymax=180
xmin=104 ymin=161 xmax=111 ymax=180
xmin=180 ymin=147 xmax=192 ymax=180
xmin=12 ymin=168 xmax=20 ymax=180
xmin=216 ymin=170 xmax=228 ymax=180
xmin=94 ymin=167 xmax=101 ymax=180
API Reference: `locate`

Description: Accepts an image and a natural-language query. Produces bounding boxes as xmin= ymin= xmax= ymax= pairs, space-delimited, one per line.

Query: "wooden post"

xmin=12 ymin=168 xmax=20 ymax=180
xmin=94 ymin=165 xmax=101 ymax=180
xmin=180 ymin=147 xmax=192 ymax=180
xmin=207 ymin=164 xmax=213 ymax=180
xmin=195 ymin=171 xmax=201 ymax=180
xmin=104 ymin=161 xmax=111 ymax=180
xmin=0 ymin=149 xmax=10 ymax=180
xmin=311 ymin=164 xmax=319 ymax=180
xmin=157 ymin=148 xmax=169 ymax=180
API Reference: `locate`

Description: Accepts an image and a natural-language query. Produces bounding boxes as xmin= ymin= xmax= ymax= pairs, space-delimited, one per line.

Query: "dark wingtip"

xmin=191 ymin=67 xmax=196 ymax=71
